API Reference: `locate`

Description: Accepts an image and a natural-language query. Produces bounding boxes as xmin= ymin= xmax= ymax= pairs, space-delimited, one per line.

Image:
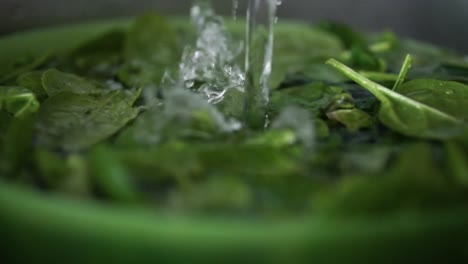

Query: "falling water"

xmin=177 ymin=0 xmax=280 ymax=128
xmin=243 ymin=0 xmax=279 ymax=128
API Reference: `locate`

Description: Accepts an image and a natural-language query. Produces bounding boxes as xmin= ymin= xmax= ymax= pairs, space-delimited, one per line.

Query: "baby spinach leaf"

xmin=395 ymin=79 xmax=468 ymax=120
xmin=326 ymin=59 xmax=463 ymax=139
xmin=0 ymin=86 xmax=40 ymax=117
xmin=89 ymin=145 xmax=139 ymax=202
xmin=326 ymin=109 xmax=374 ymax=132
xmin=318 ymin=21 xmax=383 ymax=71
xmin=41 ymin=69 xmax=108 ymax=96
xmin=316 ymin=143 xmax=468 ymax=215
xmin=0 ymin=53 xmax=52 ymax=84
xmin=36 ymin=89 xmax=141 ymax=151
xmin=123 ymin=12 xmax=180 ymax=85
xmin=269 ymin=82 xmax=344 ymax=117
xmin=392 ymin=54 xmax=413 ymax=90
xmin=444 ymin=142 xmax=468 ymax=186
xmin=16 ymin=71 xmax=48 ymax=100
xmin=0 ymin=114 xmax=35 ymax=178
xmin=65 ymin=30 xmax=126 ymax=79
xmin=34 ymin=149 xmax=91 ymax=196
xmin=317 ymin=21 xmax=367 ymax=49
xmin=34 ymin=148 xmax=68 ymax=187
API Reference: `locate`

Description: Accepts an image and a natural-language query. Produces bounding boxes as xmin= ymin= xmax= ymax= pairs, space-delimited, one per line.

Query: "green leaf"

xmin=327 ymin=109 xmax=374 ymax=132
xmin=36 ymin=89 xmax=141 ymax=151
xmin=34 ymin=149 xmax=91 ymax=196
xmin=317 ymin=21 xmax=366 ymax=49
xmin=66 ymin=30 xmax=125 ymax=79
xmin=41 ymin=69 xmax=107 ymax=96
xmin=117 ymin=89 xmax=240 ymax=147
xmin=0 ymin=53 xmax=51 ymax=84
xmin=123 ymin=12 xmax=180 ymax=84
xmin=395 ymin=79 xmax=468 ymax=120
xmin=444 ymin=142 xmax=468 ymax=186
xmin=89 ymin=145 xmax=139 ymax=202
xmin=16 ymin=71 xmax=48 ymax=100
xmin=0 ymin=114 xmax=35 ymax=177
xmin=34 ymin=148 xmax=68 ymax=187
xmin=392 ymin=54 xmax=413 ymax=90
xmin=0 ymin=86 xmax=40 ymax=117
xmin=269 ymin=82 xmax=344 ymax=117
xmin=326 ymin=58 xmax=463 ymax=139
xmin=316 ymin=143 xmax=468 ymax=215
xmin=318 ymin=21 xmax=383 ymax=71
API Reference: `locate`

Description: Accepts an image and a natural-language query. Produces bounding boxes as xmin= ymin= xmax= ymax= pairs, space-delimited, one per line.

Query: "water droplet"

xmin=445 ymin=89 xmax=454 ymax=95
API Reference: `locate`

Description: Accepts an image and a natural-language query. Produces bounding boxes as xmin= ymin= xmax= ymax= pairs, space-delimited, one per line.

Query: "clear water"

xmin=243 ymin=0 xmax=279 ymax=127
xmin=178 ymin=1 xmax=245 ymax=104
xmin=173 ymin=0 xmax=280 ymax=128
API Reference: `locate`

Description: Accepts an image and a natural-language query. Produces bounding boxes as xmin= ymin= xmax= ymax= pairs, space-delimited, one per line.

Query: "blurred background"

xmin=0 ymin=0 xmax=467 ymax=52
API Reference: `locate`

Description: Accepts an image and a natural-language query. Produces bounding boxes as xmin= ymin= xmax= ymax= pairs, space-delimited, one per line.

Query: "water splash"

xmin=173 ymin=0 xmax=280 ymax=128
xmin=179 ymin=1 xmax=245 ymax=104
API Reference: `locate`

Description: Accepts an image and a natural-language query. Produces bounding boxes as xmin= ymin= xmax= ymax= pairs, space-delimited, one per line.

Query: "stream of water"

xmin=243 ymin=0 xmax=279 ymax=127
xmin=177 ymin=0 xmax=280 ymax=128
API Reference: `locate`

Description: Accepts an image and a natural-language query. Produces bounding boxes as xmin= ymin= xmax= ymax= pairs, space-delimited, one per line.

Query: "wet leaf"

xmin=395 ymin=79 xmax=468 ymax=120
xmin=36 ymin=89 xmax=141 ymax=151
xmin=0 ymin=86 xmax=40 ymax=117
xmin=327 ymin=58 xmax=463 ymax=139
xmin=41 ymin=69 xmax=108 ymax=96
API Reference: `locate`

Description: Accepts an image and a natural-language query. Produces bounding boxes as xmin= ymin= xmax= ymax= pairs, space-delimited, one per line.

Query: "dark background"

xmin=0 ymin=0 xmax=467 ymax=52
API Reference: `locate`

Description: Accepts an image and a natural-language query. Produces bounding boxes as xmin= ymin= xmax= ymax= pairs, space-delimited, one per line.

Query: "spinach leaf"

xmin=16 ymin=71 xmax=48 ymax=100
xmin=66 ymin=30 xmax=125 ymax=79
xmin=392 ymin=54 xmax=412 ymax=90
xmin=316 ymin=143 xmax=468 ymax=215
xmin=395 ymin=79 xmax=468 ymax=120
xmin=34 ymin=150 xmax=91 ymax=196
xmin=123 ymin=12 xmax=180 ymax=85
xmin=41 ymin=69 xmax=108 ymax=96
xmin=0 ymin=114 xmax=35 ymax=177
xmin=326 ymin=59 xmax=463 ymax=139
xmin=36 ymin=89 xmax=141 ymax=151
xmin=269 ymin=82 xmax=344 ymax=117
xmin=0 ymin=53 xmax=52 ymax=84
xmin=444 ymin=142 xmax=468 ymax=186
xmin=0 ymin=86 xmax=40 ymax=117
xmin=117 ymin=89 xmax=240 ymax=147
xmin=326 ymin=109 xmax=374 ymax=132
xmin=89 ymin=145 xmax=139 ymax=202
xmin=318 ymin=21 xmax=383 ymax=71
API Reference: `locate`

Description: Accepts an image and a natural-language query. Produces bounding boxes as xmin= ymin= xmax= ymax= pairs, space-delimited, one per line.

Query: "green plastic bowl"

xmin=1 ymin=19 xmax=468 ymax=264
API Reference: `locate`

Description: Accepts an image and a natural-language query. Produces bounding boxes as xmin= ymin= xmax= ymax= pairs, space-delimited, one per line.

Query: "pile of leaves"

xmin=1 ymin=13 xmax=468 ymax=217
